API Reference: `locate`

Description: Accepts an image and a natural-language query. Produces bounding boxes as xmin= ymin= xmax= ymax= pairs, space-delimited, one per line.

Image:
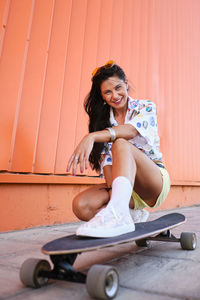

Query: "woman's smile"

xmin=111 ymin=96 xmax=123 ymax=104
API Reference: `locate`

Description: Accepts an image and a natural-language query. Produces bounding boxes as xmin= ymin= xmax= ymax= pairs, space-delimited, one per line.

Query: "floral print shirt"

xmin=100 ymin=97 xmax=162 ymax=176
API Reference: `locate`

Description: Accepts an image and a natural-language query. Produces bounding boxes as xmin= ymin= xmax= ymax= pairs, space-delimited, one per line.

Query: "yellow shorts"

xmin=132 ymin=166 xmax=171 ymax=210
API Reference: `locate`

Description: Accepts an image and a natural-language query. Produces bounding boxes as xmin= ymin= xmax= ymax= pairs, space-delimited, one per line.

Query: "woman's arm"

xmin=67 ymin=124 xmax=138 ymax=175
xmin=93 ymin=124 xmax=138 ymax=143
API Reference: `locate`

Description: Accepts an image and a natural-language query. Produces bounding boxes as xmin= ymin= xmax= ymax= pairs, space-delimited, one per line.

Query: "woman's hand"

xmin=67 ymin=133 xmax=95 ymax=175
xmin=66 ymin=125 xmax=138 ymax=175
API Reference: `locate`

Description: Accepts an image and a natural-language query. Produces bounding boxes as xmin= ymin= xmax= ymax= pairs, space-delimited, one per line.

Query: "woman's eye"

xmin=116 ymin=85 xmax=121 ymax=90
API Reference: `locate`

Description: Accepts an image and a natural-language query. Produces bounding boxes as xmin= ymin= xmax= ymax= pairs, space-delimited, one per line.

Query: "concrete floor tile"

xmin=2 ymin=282 xmax=91 ymax=300
xmin=116 ymin=287 xmax=182 ymax=300
xmin=0 ymin=264 xmax=25 ymax=298
xmin=111 ymin=252 xmax=200 ymax=299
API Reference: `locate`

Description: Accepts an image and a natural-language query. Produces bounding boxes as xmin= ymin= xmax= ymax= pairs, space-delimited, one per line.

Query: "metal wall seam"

xmin=0 ymin=0 xmax=11 ymax=59
xmin=96 ymin=0 xmax=113 ymax=64
xmin=53 ymin=0 xmax=88 ymax=174
xmin=32 ymin=0 xmax=56 ymax=173
xmin=8 ymin=0 xmax=36 ymax=171
xmin=73 ymin=0 xmax=102 ymax=176
xmin=73 ymin=0 xmax=89 ymax=164
xmin=53 ymin=0 xmax=73 ymax=174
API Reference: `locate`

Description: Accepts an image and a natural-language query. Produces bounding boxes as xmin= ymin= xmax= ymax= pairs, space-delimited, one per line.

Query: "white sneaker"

xmin=129 ymin=209 xmax=149 ymax=223
xmin=76 ymin=205 xmax=135 ymax=238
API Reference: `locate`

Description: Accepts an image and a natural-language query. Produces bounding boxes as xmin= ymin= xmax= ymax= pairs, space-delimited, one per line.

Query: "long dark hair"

xmin=84 ymin=63 xmax=127 ymax=172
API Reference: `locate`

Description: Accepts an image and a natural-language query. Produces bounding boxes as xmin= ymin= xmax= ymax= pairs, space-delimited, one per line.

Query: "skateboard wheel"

xmin=180 ymin=232 xmax=197 ymax=250
xmin=20 ymin=258 xmax=51 ymax=288
xmin=86 ymin=265 xmax=119 ymax=299
xmin=135 ymin=239 xmax=151 ymax=248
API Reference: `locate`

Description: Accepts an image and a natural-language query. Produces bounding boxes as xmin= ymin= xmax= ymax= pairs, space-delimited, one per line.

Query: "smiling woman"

xmin=67 ymin=61 xmax=171 ymax=238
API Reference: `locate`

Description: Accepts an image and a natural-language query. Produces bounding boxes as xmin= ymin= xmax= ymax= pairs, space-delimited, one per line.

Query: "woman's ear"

xmin=125 ymin=81 xmax=129 ymax=91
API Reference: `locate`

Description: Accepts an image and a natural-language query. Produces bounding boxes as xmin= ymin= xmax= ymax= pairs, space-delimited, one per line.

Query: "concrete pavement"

xmin=0 ymin=205 xmax=200 ymax=300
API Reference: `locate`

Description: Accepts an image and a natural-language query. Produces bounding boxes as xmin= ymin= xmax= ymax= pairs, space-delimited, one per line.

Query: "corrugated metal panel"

xmin=0 ymin=0 xmax=200 ymax=183
xmin=12 ymin=0 xmax=55 ymax=172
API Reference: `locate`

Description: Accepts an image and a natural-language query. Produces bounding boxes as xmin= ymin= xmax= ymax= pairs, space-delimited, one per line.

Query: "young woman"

xmin=67 ymin=61 xmax=170 ymax=238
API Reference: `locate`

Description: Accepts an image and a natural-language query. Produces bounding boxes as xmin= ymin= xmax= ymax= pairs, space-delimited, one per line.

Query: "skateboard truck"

xmin=39 ymin=254 xmax=86 ymax=284
xmin=136 ymin=230 xmax=197 ymax=250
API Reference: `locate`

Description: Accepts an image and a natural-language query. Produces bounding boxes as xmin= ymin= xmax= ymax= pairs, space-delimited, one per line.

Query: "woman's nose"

xmin=112 ymin=90 xmax=119 ymax=100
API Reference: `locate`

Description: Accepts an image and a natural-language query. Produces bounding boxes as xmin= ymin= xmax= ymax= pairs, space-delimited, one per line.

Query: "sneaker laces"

xmin=97 ymin=205 xmax=132 ymax=225
xmin=83 ymin=205 xmax=133 ymax=230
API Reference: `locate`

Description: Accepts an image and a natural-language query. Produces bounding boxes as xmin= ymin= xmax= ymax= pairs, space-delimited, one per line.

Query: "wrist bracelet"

xmin=106 ymin=127 xmax=116 ymax=142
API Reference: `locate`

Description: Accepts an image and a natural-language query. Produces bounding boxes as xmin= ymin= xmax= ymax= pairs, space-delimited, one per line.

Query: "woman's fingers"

xmin=67 ymin=153 xmax=85 ymax=175
xmin=66 ymin=154 xmax=75 ymax=172
xmin=67 ymin=154 xmax=79 ymax=174
xmin=79 ymin=152 xmax=90 ymax=174
xmin=66 ymin=134 xmax=94 ymax=175
xmin=72 ymin=155 xmax=79 ymax=175
xmin=85 ymin=152 xmax=90 ymax=170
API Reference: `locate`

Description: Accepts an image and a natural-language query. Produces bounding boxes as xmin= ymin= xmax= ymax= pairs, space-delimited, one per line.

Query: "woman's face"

xmin=100 ymin=75 xmax=128 ymax=111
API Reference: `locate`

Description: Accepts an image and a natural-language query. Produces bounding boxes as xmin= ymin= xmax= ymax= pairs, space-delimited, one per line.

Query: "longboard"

xmin=42 ymin=213 xmax=185 ymax=255
xmin=20 ymin=213 xmax=197 ymax=300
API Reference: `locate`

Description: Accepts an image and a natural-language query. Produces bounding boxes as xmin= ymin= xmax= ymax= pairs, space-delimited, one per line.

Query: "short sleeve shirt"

xmin=100 ymin=97 xmax=162 ymax=175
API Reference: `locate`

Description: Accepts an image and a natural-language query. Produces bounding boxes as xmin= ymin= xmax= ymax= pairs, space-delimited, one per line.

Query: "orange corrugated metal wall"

xmin=0 ymin=0 xmax=200 ymax=184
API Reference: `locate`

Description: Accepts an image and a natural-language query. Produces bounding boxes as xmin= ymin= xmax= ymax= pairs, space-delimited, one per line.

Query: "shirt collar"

xmin=110 ymin=97 xmax=134 ymax=126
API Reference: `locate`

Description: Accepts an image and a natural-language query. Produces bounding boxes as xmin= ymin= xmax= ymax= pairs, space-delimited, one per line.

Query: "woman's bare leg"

xmin=72 ymin=183 xmax=110 ymax=221
xmin=73 ymin=138 xmax=163 ymax=221
xmin=111 ymin=138 xmax=163 ymax=207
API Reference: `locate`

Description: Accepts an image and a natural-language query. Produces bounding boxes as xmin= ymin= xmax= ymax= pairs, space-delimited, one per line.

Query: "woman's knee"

xmin=72 ymin=184 xmax=109 ymax=221
xmin=111 ymin=138 xmax=131 ymax=153
xmin=72 ymin=193 xmax=91 ymax=221
xmin=111 ymin=138 xmax=137 ymax=161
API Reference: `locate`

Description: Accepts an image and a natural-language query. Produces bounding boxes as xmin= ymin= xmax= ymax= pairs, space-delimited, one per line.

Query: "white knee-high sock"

xmin=107 ymin=176 xmax=133 ymax=214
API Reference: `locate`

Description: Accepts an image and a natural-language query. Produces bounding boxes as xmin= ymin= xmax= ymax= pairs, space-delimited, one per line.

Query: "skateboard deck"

xmin=42 ymin=213 xmax=185 ymax=255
